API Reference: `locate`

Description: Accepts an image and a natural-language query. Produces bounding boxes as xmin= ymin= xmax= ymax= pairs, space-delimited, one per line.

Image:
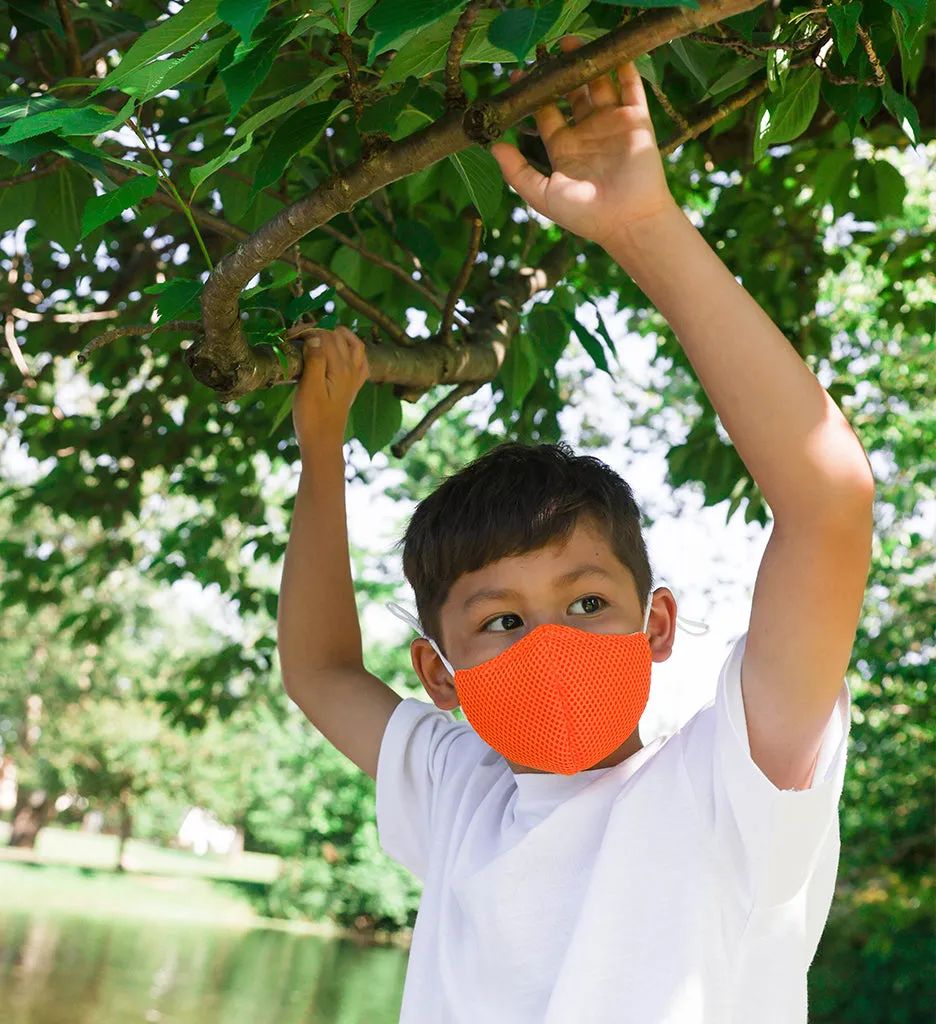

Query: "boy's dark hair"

xmin=402 ymin=442 xmax=652 ymax=643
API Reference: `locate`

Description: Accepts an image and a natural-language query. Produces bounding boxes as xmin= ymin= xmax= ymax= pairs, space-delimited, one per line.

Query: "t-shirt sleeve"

xmin=711 ymin=632 xmax=851 ymax=908
xmin=375 ymin=696 xmax=479 ymax=880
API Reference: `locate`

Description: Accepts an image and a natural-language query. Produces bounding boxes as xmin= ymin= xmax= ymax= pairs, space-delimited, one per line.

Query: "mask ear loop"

xmin=387 ymin=602 xmax=457 ymax=677
xmin=645 ymin=589 xmax=710 ymax=637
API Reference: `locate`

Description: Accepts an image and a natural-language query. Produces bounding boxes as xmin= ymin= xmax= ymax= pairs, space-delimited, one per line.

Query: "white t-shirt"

xmin=376 ymin=632 xmax=851 ymax=1024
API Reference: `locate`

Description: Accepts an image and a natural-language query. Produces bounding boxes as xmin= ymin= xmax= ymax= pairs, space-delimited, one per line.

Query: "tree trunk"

xmin=9 ymin=788 xmax=50 ymax=848
xmin=116 ymin=791 xmax=132 ymax=872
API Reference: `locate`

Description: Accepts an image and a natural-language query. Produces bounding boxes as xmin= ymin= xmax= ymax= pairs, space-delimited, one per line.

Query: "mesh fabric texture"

xmin=456 ymin=624 xmax=652 ymax=775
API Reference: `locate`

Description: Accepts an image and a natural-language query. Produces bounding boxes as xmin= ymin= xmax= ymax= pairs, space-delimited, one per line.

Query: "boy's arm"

xmin=278 ymin=328 xmax=401 ymax=781
xmin=492 ymin=40 xmax=873 ymax=791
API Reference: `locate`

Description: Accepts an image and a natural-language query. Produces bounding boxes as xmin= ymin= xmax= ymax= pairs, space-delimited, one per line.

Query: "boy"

xmin=278 ymin=40 xmax=874 ymax=1024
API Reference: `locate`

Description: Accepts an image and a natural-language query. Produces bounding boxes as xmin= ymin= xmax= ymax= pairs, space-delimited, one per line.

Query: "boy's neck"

xmin=507 ymin=731 xmax=644 ymax=775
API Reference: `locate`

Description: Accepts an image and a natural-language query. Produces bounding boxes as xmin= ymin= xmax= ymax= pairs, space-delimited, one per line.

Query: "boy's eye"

xmin=483 ymin=614 xmax=524 ymax=633
xmin=568 ymin=595 xmax=606 ymax=615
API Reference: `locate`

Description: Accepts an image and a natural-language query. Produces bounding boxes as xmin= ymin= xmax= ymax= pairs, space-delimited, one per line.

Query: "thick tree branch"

xmin=391 ymin=382 xmax=482 ymax=457
xmin=194 ymin=0 xmax=765 ymax=398
xmin=109 ymin=168 xmax=413 ymax=348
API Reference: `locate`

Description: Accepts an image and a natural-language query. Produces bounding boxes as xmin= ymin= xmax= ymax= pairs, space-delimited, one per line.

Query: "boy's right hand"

xmin=292 ymin=327 xmax=369 ymax=456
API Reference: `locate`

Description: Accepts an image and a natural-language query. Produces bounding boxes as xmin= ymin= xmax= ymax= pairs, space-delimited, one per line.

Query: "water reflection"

xmin=0 ymin=912 xmax=407 ymax=1023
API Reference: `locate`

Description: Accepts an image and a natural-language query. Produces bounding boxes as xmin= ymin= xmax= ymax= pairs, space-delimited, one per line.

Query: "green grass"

xmin=0 ymin=860 xmax=263 ymax=925
xmin=0 ymin=823 xmax=280 ymax=883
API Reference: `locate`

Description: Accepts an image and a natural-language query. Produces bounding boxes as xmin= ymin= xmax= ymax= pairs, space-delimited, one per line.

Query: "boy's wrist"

xmin=598 ymin=199 xmax=690 ymax=271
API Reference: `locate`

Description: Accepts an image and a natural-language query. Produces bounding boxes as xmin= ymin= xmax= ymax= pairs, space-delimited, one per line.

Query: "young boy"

xmin=278 ymin=40 xmax=874 ymax=1024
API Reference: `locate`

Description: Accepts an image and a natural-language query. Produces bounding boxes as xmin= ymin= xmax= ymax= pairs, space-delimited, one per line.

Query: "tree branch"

xmin=108 ymin=168 xmax=414 ymax=348
xmin=391 ymin=382 xmax=482 ymax=457
xmin=0 ymin=156 xmax=66 ymax=188
xmin=194 ymin=0 xmax=764 ymax=399
xmin=446 ymin=0 xmax=488 ymax=110
xmin=440 ymin=209 xmax=483 ymax=346
xmin=77 ymin=321 xmax=203 ymax=365
xmin=54 ymin=0 xmax=83 ymax=78
xmin=661 ymin=74 xmax=768 ymax=154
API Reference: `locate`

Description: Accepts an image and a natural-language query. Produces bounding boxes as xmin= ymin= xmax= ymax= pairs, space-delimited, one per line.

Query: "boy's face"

xmin=410 ymin=517 xmax=677 ymax=774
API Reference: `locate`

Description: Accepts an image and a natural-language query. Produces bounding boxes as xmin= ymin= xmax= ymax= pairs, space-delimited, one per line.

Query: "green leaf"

xmin=559 ymin=308 xmax=610 ymax=375
xmin=0 ymin=95 xmax=65 ymax=125
xmin=284 ymin=288 xmax=334 ymax=321
xmin=498 ymin=331 xmax=539 ymax=408
xmin=753 ymin=66 xmax=820 ymax=159
xmin=395 ymin=218 xmax=440 ymax=266
xmin=881 ymin=82 xmax=920 ymax=143
xmin=80 ymin=175 xmax=160 ymax=239
xmin=143 ymin=278 xmax=204 ymax=325
xmin=358 ymin=77 xmax=419 ymax=133
xmin=828 ymin=3 xmax=862 ymax=63
xmin=93 ymin=0 xmax=223 ymax=95
xmin=118 ymin=35 xmax=232 ymax=101
xmin=381 ymin=10 xmax=514 ymax=85
xmin=633 ymin=54 xmax=661 ymax=89
xmin=220 ymin=23 xmax=292 ymax=119
xmin=190 ymin=131 xmax=254 ymax=195
xmin=447 ymin=146 xmax=504 ymax=231
xmin=266 ymin=387 xmax=294 ymax=440
xmin=547 ymin=0 xmax=593 ymax=41
xmin=821 ymin=80 xmax=880 ymax=135
xmin=32 ymin=166 xmax=93 ymax=252
xmin=870 ymin=160 xmax=907 ymax=220
xmin=487 ymin=2 xmax=563 ymax=63
xmin=526 ymin=305 xmax=569 ymax=369
xmin=367 ymin=0 xmax=466 ymax=55
xmin=351 ymin=382 xmax=403 ymax=457
xmin=234 ymin=67 xmax=342 ymax=140
xmin=345 ymin=0 xmax=380 ymax=33
xmin=252 ymin=100 xmax=348 ymax=200
xmin=219 ymin=0 xmax=270 ymax=44
xmin=0 ymin=98 xmax=133 ymax=144
xmin=704 ymin=56 xmax=765 ymax=99
xmin=809 ymin=149 xmax=854 ymax=209
xmin=882 ymin=0 xmax=927 ymax=28
xmin=668 ymin=38 xmax=711 ymax=90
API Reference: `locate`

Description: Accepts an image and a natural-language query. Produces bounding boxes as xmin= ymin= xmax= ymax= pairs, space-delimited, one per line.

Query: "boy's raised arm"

xmin=277 ymin=328 xmax=401 ymax=781
xmin=492 ymin=39 xmax=873 ymax=791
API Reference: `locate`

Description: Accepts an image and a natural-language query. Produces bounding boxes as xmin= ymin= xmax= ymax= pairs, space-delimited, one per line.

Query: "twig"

xmin=4 ymin=315 xmax=33 ymax=381
xmin=661 ymin=75 xmax=768 ymax=154
xmin=12 ymin=307 xmax=118 ymax=324
xmin=54 ymin=0 xmax=83 ymax=78
xmin=856 ymin=24 xmax=886 ymax=86
xmin=650 ymin=81 xmax=689 ymax=132
xmin=336 ymin=31 xmax=364 ymax=121
xmin=317 ymin=221 xmax=463 ymax=320
xmin=126 ymin=117 xmax=214 ymax=273
xmin=445 ymin=0 xmax=487 ymax=110
xmin=391 ymin=382 xmax=482 ymax=457
xmin=440 ymin=210 xmax=482 ymax=346
xmin=78 ymin=321 xmax=203 ymax=365
xmin=0 ymin=157 xmax=66 ymax=188
xmin=81 ymin=28 xmax=150 ymax=69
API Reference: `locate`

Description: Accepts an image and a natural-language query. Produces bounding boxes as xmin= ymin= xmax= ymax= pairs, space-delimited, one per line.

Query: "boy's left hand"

xmin=491 ymin=37 xmax=674 ymax=251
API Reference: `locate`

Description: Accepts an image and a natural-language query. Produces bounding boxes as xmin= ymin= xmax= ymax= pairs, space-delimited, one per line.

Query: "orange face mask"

xmin=389 ymin=597 xmax=654 ymax=776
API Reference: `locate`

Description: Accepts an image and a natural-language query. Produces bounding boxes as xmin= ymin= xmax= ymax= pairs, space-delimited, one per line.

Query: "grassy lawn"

xmin=0 ymin=823 xmax=281 ymax=883
xmin=0 ymin=860 xmax=265 ymax=925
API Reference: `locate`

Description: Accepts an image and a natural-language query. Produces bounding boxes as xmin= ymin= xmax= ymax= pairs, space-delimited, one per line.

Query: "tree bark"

xmin=9 ymin=788 xmax=51 ymax=849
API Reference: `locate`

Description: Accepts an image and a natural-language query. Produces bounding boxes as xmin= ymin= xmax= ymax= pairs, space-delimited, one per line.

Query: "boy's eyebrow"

xmin=554 ymin=564 xmax=616 ymax=588
xmin=463 ymin=587 xmax=520 ymax=611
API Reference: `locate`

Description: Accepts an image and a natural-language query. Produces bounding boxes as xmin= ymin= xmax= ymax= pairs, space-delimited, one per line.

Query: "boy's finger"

xmin=616 ymin=62 xmax=648 ymax=110
xmin=490 ymin=142 xmax=550 ymax=214
xmin=557 ymin=36 xmax=593 ymax=122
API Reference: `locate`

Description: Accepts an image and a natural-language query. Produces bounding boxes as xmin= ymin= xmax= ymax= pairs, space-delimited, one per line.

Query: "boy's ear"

xmin=648 ymin=586 xmax=678 ymax=664
xmin=410 ymin=638 xmax=460 ymax=711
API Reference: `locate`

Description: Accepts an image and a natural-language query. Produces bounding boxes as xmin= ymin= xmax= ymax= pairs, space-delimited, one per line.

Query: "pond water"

xmin=0 ymin=911 xmax=408 ymax=1024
